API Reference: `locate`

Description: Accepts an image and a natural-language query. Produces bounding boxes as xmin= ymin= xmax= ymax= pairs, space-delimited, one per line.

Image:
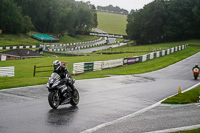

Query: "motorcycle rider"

xmin=52 ymin=60 xmax=75 ymax=95
xmin=192 ymin=63 xmax=200 ymax=71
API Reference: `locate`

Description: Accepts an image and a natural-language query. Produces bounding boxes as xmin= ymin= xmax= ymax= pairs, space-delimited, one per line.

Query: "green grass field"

xmin=0 ymin=40 xmax=200 ymax=89
xmin=162 ymin=86 xmax=200 ymax=104
xmin=97 ymin=12 xmax=127 ymax=35
xmin=95 ymin=40 xmax=190 ymax=54
xmin=0 ymin=34 xmax=100 ymax=47
xmin=0 ymin=11 xmax=127 ymax=47
xmin=59 ymin=35 xmax=99 ymax=43
xmin=75 ymin=41 xmax=200 ymax=79
xmin=0 ymin=34 xmax=40 ymax=46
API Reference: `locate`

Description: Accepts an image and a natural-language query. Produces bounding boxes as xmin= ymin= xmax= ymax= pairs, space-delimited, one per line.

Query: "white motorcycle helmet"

xmin=53 ymin=60 xmax=61 ymax=71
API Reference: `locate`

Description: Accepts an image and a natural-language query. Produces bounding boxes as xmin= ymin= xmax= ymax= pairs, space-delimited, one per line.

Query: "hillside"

xmin=0 ymin=34 xmax=99 ymax=47
xmin=97 ymin=12 xmax=127 ymax=35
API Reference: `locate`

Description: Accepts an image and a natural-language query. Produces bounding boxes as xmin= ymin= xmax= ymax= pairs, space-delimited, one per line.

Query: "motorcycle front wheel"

xmin=48 ymin=91 xmax=60 ymax=109
xmin=70 ymin=89 xmax=79 ymax=106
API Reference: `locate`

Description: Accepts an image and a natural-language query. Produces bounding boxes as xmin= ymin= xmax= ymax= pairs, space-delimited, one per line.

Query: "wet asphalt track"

xmin=68 ymin=38 xmax=118 ymax=53
xmin=0 ymin=52 xmax=200 ymax=133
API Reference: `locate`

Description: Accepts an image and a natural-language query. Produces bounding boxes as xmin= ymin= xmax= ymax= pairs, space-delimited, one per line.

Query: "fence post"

xmin=33 ymin=65 xmax=36 ymax=77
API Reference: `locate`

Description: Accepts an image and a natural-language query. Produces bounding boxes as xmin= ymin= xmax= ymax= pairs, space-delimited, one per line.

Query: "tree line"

xmin=126 ymin=0 xmax=200 ymax=44
xmin=0 ymin=0 xmax=98 ymax=36
xmin=97 ymin=5 xmax=129 ymax=15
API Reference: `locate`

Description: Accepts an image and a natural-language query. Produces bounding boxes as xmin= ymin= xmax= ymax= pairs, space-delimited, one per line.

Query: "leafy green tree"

xmin=75 ymin=2 xmax=95 ymax=31
xmin=127 ymin=1 xmax=167 ymax=44
xmin=91 ymin=5 xmax=98 ymax=28
xmin=126 ymin=10 xmax=142 ymax=43
xmin=192 ymin=0 xmax=200 ymax=37
xmin=0 ymin=0 xmax=33 ymax=33
xmin=16 ymin=0 xmax=56 ymax=33
xmin=14 ymin=0 xmax=97 ymax=36
xmin=97 ymin=5 xmax=128 ymax=15
xmin=164 ymin=0 xmax=196 ymax=40
xmin=54 ymin=0 xmax=77 ymax=36
xmin=127 ymin=0 xmax=200 ymax=44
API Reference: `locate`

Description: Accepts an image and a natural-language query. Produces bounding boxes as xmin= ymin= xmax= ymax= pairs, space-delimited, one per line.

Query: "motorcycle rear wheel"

xmin=70 ymin=89 xmax=79 ymax=106
xmin=48 ymin=92 xmax=60 ymax=109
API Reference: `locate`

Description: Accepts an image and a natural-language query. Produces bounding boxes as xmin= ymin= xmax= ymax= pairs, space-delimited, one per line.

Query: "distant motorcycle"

xmin=193 ymin=68 xmax=199 ymax=80
xmin=46 ymin=72 xmax=79 ymax=109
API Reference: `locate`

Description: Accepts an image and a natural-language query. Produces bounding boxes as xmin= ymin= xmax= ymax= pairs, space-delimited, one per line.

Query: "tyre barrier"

xmin=0 ymin=45 xmax=37 ymax=50
xmin=72 ymin=45 xmax=187 ymax=75
xmin=40 ymin=37 xmax=106 ymax=52
xmin=0 ymin=66 xmax=15 ymax=77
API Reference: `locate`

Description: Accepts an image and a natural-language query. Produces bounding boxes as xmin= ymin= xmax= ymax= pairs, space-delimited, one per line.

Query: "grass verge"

xmin=162 ymin=86 xmax=200 ymax=104
xmin=75 ymin=44 xmax=199 ymax=79
xmin=59 ymin=35 xmax=100 ymax=44
xmin=0 ymin=34 xmax=40 ymax=46
xmin=0 ymin=34 xmax=100 ymax=47
xmin=173 ymin=128 xmax=200 ymax=133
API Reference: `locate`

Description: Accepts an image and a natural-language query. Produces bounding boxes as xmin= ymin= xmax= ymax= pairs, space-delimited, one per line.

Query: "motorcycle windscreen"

xmin=50 ymin=72 xmax=60 ymax=80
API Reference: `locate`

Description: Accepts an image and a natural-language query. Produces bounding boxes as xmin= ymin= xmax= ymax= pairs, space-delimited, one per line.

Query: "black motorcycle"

xmin=46 ymin=72 xmax=79 ymax=109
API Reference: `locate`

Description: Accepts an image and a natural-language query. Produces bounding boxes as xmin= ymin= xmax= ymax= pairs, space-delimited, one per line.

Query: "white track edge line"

xmin=81 ymin=82 xmax=200 ymax=133
xmin=145 ymin=124 xmax=200 ymax=133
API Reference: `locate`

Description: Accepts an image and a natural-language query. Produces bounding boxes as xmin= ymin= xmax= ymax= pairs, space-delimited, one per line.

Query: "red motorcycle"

xmin=193 ymin=68 xmax=199 ymax=80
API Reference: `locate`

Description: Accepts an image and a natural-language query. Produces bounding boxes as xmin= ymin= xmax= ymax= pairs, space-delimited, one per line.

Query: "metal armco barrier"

xmin=72 ymin=45 xmax=187 ymax=75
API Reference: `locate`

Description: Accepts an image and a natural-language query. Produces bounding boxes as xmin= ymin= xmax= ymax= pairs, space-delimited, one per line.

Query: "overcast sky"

xmin=75 ymin=0 xmax=154 ymax=12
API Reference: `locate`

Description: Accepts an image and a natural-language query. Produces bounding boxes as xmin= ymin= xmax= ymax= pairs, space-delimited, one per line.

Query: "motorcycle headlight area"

xmin=52 ymin=80 xmax=59 ymax=88
xmin=50 ymin=79 xmax=54 ymax=84
xmin=46 ymin=79 xmax=54 ymax=88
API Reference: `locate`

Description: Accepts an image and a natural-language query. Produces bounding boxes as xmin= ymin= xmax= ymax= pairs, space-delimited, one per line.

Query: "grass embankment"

xmin=59 ymin=35 xmax=99 ymax=44
xmin=97 ymin=12 xmax=127 ymax=35
xmin=0 ymin=34 xmax=40 ymax=46
xmin=0 ymin=40 xmax=200 ymax=89
xmin=0 ymin=34 xmax=100 ymax=47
